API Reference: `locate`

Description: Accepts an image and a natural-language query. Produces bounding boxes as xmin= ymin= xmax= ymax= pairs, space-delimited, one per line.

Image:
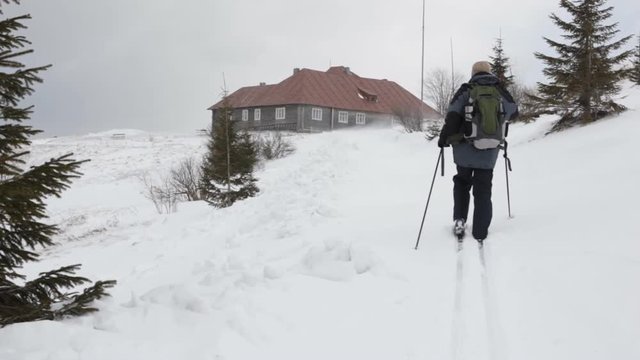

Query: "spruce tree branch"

xmin=0 ymin=1 xmax=21 ymax=15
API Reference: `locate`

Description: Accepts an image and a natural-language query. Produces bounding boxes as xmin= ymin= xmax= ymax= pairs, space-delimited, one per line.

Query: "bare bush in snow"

xmin=392 ymin=107 xmax=424 ymax=133
xmin=254 ymin=132 xmax=295 ymax=160
xmin=170 ymin=157 xmax=203 ymax=201
xmin=139 ymin=172 xmax=178 ymax=214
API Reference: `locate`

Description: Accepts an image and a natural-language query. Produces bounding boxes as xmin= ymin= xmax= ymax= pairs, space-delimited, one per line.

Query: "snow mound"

xmin=299 ymin=239 xmax=381 ymax=281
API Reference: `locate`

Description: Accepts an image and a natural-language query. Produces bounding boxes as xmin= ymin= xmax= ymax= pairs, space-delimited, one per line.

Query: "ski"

xmin=477 ymin=240 xmax=488 ymax=283
xmin=454 ymin=220 xmax=466 ymax=253
xmin=453 ymin=220 xmax=466 ymax=245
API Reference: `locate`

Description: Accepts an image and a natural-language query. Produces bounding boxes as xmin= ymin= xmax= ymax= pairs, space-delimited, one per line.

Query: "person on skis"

xmin=437 ymin=61 xmax=518 ymax=242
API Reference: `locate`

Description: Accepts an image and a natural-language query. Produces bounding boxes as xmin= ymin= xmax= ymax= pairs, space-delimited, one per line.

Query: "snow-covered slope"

xmin=1 ymin=87 xmax=640 ymax=360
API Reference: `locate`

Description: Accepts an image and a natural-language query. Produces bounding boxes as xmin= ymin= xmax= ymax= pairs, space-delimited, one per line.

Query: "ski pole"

xmin=415 ymin=148 xmax=444 ymax=250
xmin=503 ymin=141 xmax=513 ymax=218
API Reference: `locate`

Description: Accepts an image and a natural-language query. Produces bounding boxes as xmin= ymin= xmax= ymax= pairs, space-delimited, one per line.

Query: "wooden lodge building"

xmin=208 ymin=66 xmax=440 ymax=132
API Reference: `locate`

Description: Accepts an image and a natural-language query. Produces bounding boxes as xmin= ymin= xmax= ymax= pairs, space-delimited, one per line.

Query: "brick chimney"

xmin=293 ymin=68 xmax=300 ymax=75
xmin=259 ymin=82 xmax=266 ymax=86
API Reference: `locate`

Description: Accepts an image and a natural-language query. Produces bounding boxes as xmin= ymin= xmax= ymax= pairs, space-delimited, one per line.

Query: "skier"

xmin=437 ymin=61 xmax=518 ymax=242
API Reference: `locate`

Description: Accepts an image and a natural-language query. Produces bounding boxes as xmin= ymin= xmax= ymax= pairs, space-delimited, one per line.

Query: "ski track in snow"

xmin=452 ymin=241 xmax=465 ymax=360
xmin=2 ymin=85 xmax=640 ymax=359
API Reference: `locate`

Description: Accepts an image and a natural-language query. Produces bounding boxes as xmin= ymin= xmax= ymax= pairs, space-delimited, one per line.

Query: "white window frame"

xmin=356 ymin=112 xmax=366 ymax=125
xmin=242 ymin=109 xmax=249 ymax=121
xmin=338 ymin=111 xmax=348 ymax=124
xmin=311 ymin=108 xmax=323 ymax=121
xmin=275 ymin=107 xmax=286 ymax=120
xmin=254 ymin=108 xmax=261 ymax=121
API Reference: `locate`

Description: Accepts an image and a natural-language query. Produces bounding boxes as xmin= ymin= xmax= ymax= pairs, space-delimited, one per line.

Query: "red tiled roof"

xmin=208 ymin=66 xmax=439 ymax=118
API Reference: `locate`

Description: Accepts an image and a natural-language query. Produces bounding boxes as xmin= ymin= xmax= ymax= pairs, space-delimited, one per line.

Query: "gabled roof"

xmin=208 ymin=66 xmax=439 ymax=118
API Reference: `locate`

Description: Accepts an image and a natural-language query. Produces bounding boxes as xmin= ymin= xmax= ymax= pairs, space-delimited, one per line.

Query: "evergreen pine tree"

xmin=490 ymin=35 xmax=514 ymax=88
xmin=0 ymin=1 xmax=115 ymax=327
xmin=534 ymin=0 xmax=632 ymax=130
xmin=200 ymin=102 xmax=259 ymax=208
xmin=631 ymin=35 xmax=640 ymax=85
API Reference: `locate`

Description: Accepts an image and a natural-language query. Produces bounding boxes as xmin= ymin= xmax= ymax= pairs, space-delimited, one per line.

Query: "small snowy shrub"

xmin=424 ymin=118 xmax=444 ymax=141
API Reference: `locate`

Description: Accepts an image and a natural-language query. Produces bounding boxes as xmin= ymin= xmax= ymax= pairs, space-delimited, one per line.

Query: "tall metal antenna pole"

xmin=420 ymin=0 xmax=426 ymax=105
xmin=222 ymin=72 xmax=231 ymax=193
xmin=222 ymin=72 xmax=229 ymax=97
xmin=450 ymin=37 xmax=455 ymax=95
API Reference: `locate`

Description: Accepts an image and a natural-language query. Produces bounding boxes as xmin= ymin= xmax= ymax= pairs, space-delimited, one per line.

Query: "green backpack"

xmin=464 ymin=84 xmax=507 ymax=150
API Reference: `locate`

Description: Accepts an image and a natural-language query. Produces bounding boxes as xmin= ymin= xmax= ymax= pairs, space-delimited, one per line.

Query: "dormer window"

xmin=357 ymin=87 xmax=378 ymax=102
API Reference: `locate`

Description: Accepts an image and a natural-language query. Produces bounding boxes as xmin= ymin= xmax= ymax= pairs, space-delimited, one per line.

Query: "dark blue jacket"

xmin=439 ymin=72 xmax=518 ymax=169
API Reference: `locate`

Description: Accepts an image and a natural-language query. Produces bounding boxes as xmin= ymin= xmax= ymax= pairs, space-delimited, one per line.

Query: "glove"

xmin=437 ymin=136 xmax=449 ymax=148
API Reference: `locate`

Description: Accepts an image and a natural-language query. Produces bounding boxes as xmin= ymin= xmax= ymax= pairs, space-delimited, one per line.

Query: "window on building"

xmin=254 ymin=108 xmax=261 ymax=121
xmin=338 ymin=111 xmax=348 ymax=124
xmin=242 ymin=109 xmax=249 ymax=121
xmin=357 ymin=87 xmax=378 ymax=102
xmin=276 ymin=107 xmax=286 ymax=120
xmin=356 ymin=113 xmax=366 ymax=125
xmin=312 ymin=108 xmax=322 ymax=121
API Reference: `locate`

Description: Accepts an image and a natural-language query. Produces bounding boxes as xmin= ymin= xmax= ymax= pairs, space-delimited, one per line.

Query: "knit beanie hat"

xmin=471 ymin=61 xmax=492 ymax=76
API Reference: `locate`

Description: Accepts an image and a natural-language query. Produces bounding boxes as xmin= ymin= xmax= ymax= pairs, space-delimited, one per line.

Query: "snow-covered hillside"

xmin=1 ymin=87 xmax=640 ymax=360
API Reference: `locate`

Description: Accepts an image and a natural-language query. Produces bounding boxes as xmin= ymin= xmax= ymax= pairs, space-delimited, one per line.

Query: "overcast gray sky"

xmin=3 ymin=0 xmax=638 ymax=136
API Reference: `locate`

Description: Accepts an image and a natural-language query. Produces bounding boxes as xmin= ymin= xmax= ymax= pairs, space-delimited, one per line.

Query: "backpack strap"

xmin=449 ymin=83 xmax=472 ymax=106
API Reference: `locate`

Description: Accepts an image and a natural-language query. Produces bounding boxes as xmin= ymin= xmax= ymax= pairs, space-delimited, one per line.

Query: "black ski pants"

xmin=453 ymin=166 xmax=493 ymax=240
